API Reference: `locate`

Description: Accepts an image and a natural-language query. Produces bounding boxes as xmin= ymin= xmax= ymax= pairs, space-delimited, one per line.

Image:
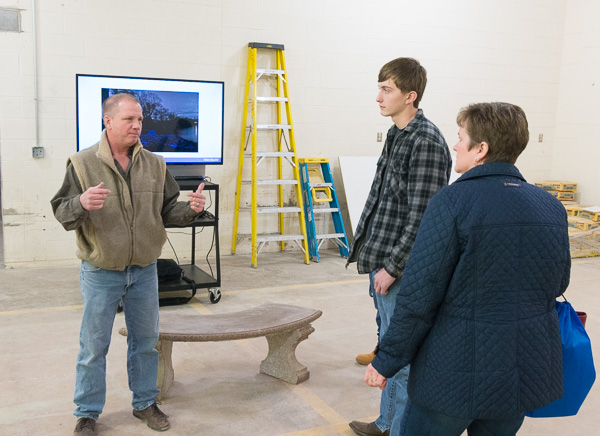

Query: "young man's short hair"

xmin=378 ymin=57 xmax=427 ymax=108
xmin=457 ymin=102 xmax=529 ymax=164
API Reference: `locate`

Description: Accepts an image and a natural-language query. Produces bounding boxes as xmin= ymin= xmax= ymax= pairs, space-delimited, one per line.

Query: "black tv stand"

xmin=167 ymin=163 xmax=206 ymax=182
xmin=161 ymin=181 xmax=221 ymax=304
xmin=174 ymin=175 xmax=206 ymax=181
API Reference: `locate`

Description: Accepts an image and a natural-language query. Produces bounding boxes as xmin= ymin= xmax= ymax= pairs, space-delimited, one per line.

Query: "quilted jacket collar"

xmin=454 ymin=161 xmax=525 ymax=184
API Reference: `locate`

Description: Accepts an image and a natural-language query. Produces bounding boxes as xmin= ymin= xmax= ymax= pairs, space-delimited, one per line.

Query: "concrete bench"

xmin=119 ymin=303 xmax=322 ymax=400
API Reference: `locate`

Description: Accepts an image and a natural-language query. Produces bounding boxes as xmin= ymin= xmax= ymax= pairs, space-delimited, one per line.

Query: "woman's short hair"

xmin=378 ymin=57 xmax=427 ymax=108
xmin=457 ymin=102 xmax=529 ymax=164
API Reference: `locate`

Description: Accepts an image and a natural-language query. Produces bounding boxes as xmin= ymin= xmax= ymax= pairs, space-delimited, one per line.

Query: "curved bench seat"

xmin=119 ymin=303 xmax=322 ymax=399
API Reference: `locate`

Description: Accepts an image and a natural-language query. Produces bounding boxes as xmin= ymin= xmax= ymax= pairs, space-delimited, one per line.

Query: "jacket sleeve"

xmin=384 ymin=138 xmax=450 ymax=277
xmin=557 ymin=212 xmax=572 ymax=298
xmin=373 ymin=193 xmax=460 ymax=378
xmin=50 ymin=164 xmax=88 ymax=231
xmin=160 ymin=169 xmax=199 ymax=226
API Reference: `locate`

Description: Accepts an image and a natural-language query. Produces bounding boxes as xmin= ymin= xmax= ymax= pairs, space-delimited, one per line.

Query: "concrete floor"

xmin=0 ymin=251 xmax=598 ymax=436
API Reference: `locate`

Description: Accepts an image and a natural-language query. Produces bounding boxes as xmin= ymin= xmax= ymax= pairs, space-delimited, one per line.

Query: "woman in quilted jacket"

xmin=363 ymin=102 xmax=571 ymax=435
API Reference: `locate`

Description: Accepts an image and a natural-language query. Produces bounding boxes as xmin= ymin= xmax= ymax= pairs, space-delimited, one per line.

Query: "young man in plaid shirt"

xmin=347 ymin=58 xmax=452 ymax=436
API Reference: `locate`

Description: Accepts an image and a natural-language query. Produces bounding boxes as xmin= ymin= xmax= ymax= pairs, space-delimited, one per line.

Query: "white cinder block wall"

xmin=553 ymin=0 xmax=600 ymax=205
xmin=0 ymin=0 xmax=591 ymax=267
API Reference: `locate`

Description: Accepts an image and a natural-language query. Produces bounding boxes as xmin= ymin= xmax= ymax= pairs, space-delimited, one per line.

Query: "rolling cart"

xmin=161 ymin=180 xmax=221 ymax=304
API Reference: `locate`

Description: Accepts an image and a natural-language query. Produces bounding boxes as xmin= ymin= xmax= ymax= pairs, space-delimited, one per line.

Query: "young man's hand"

xmin=374 ymin=268 xmax=396 ymax=295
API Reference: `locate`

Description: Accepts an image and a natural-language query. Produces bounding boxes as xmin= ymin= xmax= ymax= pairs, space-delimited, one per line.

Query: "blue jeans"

xmin=371 ymin=269 xmax=410 ymax=432
xmin=399 ymin=398 xmax=525 ymax=436
xmin=368 ymin=282 xmax=381 ymax=347
xmin=74 ymin=261 xmax=160 ymax=419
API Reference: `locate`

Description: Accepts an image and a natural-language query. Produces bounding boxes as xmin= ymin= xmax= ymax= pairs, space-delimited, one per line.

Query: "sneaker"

xmin=349 ymin=420 xmax=389 ymax=436
xmin=355 ymin=351 xmax=376 ymax=365
xmin=73 ymin=418 xmax=96 ymax=435
xmin=133 ymin=403 xmax=170 ymax=431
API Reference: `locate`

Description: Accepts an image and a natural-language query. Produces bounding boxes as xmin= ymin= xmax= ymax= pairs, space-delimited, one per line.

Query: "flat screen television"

xmin=76 ymin=74 xmax=224 ymax=178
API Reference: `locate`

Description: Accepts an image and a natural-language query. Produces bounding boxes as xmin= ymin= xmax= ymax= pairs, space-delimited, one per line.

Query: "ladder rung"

xmin=237 ymin=233 xmax=303 ymax=243
xmin=257 ymin=206 xmax=302 ymax=214
xmin=311 ymin=208 xmax=339 ymax=214
xmin=257 ymin=234 xmax=304 ymax=242
xmin=316 ymin=233 xmax=346 ymax=240
xmin=255 ymin=96 xmax=288 ymax=102
xmin=257 ymin=124 xmax=291 ymax=130
xmin=241 ymin=179 xmax=298 ymax=185
xmin=244 ymin=152 xmax=296 ymax=158
xmin=309 ymin=183 xmax=333 ymax=188
xmin=240 ymin=206 xmax=302 ymax=214
xmin=259 ymin=179 xmax=298 ymax=185
xmin=256 ymin=68 xmax=285 ymax=76
xmin=298 ymin=158 xmax=329 ymax=164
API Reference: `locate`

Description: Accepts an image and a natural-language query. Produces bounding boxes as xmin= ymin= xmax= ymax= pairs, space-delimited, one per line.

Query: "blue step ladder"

xmin=299 ymin=158 xmax=349 ymax=262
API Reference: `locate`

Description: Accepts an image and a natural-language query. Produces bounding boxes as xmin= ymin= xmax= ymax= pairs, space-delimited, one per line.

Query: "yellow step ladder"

xmin=231 ymin=42 xmax=310 ymax=268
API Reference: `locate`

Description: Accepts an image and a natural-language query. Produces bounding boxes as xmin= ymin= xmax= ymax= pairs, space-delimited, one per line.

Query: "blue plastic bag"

xmin=526 ymin=301 xmax=596 ymax=417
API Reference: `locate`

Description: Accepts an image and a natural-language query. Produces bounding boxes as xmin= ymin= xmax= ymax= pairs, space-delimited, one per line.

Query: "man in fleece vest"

xmin=52 ymin=93 xmax=205 ymax=435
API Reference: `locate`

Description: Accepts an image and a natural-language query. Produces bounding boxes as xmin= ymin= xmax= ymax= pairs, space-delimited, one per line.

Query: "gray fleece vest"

xmin=69 ymin=132 xmax=167 ymax=270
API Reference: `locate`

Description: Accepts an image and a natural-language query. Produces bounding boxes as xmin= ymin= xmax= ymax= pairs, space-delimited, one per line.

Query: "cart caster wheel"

xmin=209 ymin=288 xmax=221 ymax=304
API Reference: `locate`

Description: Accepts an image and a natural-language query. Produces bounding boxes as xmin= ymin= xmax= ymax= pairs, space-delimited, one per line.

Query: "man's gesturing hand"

xmin=188 ymin=182 xmax=206 ymax=213
xmin=79 ymin=182 xmax=111 ymax=211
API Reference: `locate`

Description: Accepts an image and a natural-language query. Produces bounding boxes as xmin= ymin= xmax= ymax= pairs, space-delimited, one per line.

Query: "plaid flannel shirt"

xmin=347 ymin=109 xmax=451 ymax=277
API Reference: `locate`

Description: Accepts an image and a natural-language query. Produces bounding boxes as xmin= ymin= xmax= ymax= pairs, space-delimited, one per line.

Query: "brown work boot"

xmin=73 ymin=418 xmax=96 ymax=435
xmin=349 ymin=420 xmax=389 ymax=436
xmin=133 ymin=403 xmax=170 ymax=431
xmin=356 ymin=350 xmax=376 ymax=365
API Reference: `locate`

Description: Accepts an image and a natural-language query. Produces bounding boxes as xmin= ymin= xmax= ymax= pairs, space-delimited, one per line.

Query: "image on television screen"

xmin=102 ymin=88 xmax=200 ymax=153
xmin=77 ymin=74 xmax=224 ymax=165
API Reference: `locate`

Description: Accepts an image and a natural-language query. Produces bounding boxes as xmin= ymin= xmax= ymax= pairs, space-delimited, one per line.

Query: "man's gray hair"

xmin=102 ymin=93 xmax=141 ymax=118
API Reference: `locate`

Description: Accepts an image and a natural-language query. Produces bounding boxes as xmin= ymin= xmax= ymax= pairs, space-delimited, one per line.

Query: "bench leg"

xmin=260 ymin=324 xmax=315 ymax=384
xmin=156 ymin=340 xmax=174 ymax=401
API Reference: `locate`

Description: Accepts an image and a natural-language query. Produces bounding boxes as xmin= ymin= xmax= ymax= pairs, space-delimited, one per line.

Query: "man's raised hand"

xmin=79 ymin=182 xmax=111 ymax=211
xmin=188 ymin=182 xmax=206 ymax=213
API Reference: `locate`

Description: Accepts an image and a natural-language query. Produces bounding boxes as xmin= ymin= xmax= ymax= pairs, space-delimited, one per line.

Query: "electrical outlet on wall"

xmin=32 ymin=146 xmax=44 ymax=158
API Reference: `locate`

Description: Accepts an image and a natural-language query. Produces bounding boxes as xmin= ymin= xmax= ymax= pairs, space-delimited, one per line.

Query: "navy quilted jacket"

xmin=372 ymin=162 xmax=571 ymax=419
